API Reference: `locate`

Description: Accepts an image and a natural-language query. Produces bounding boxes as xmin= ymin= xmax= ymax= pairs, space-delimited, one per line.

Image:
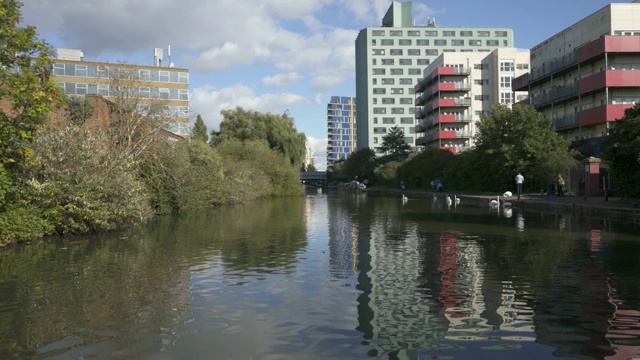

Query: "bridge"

xmin=300 ymin=171 xmax=327 ymax=187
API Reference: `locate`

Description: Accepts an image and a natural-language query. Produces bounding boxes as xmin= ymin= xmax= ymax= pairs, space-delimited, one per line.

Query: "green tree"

xmin=0 ymin=0 xmax=59 ymax=205
xmin=192 ymin=114 xmax=209 ymax=143
xmin=379 ymin=126 xmax=411 ymax=158
xmin=474 ymin=104 xmax=577 ymax=191
xmin=211 ymin=107 xmax=306 ymax=166
xmin=602 ymin=103 xmax=640 ymax=198
xmin=330 ymin=148 xmax=377 ymax=183
xmin=306 ymin=163 xmax=317 ymax=172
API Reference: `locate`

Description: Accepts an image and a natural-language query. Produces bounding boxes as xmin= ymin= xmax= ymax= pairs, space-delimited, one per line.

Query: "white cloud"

xmin=262 ymin=72 xmax=303 ymax=86
xmin=190 ymin=84 xmax=309 ymax=131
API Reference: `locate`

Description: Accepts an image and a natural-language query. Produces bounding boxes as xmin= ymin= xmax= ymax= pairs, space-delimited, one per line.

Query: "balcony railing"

xmin=552 ymin=113 xmax=578 ymax=130
xmin=531 ymin=84 xmax=578 ymax=108
xmin=530 ymin=52 xmax=577 ymax=83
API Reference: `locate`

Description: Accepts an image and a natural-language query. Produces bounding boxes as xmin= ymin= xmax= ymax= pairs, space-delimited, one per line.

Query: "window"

xmin=97 ymin=66 xmax=109 ymax=78
xmin=400 ymin=98 xmax=413 ymax=104
xmin=139 ymin=87 xmax=150 ymax=98
xmin=373 ymin=88 xmax=386 ymax=94
xmin=425 ymin=49 xmax=438 ymax=56
xmin=417 ymin=59 xmax=430 ymax=65
xmin=75 ymin=83 xmax=87 ymax=95
xmin=382 ymin=98 xmax=395 ymax=104
xmin=486 ymin=40 xmax=499 ymax=46
xmin=391 ymin=108 xmax=405 ymax=114
xmin=408 ymin=69 xmax=421 ymax=75
xmin=383 ymin=117 xmax=395 ymax=124
xmin=399 ymin=59 xmax=412 ymax=65
xmin=373 ymin=68 xmax=386 ymax=75
xmin=390 ymin=68 xmax=403 ymax=75
xmin=425 ymin=30 xmax=438 ymax=36
xmin=139 ymin=69 xmax=151 ymax=81
xmin=495 ymin=30 xmax=508 ymax=37
xmin=407 ymin=30 xmax=420 ymax=36
xmin=460 ymin=31 xmax=472 ymax=36
xmin=474 ymin=79 xmax=489 ymax=85
xmin=443 ymin=31 xmax=455 ymax=37
xmin=53 ymin=64 xmax=65 ymax=75
xmin=500 ymin=76 xmax=513 ymax=88
xmin=478 ymin=31 xmax=490 ymax=37
xmin=381 ymin=59 xmax=394 ymax=65
xmin=390 ymin=30 xmax=403 ymax=36
xmin=372 ymin=59 xmax=377 ymax=65
xmin=399 ymin=78 xmax=413 ymax=85
xmin=179 ymin=106 xmax=189 ymax=118
xmin=401 ymin=117 xmax=414 ymax=124
xmin=372 ymin=30 xmax=385 ymax=36
xmin=500 ymin=60 xmax=515 ymax=72
xmin=399 ymin=39 xmax=412 ymax=46
xmin=408 ymin=49 xmax=421 ymax=55
xmin=469 ymin=40 xmax=481 ymax=46
xmin=159 ymin=88 xmax=170 ymax=99
xmin=390 ymin=49 xmax=403 ymax=55
xmin=373 ymin=108 xmax=386 ymax=114
xmin=179 ymin=89 xmax=189 ymax=101
xmin=474 ymin=64 xmax=487 ymax=70
xmin=443 ymin=49 xmax=455 ymax=53
xmin=474 ymin=95 xmax=489 ymax=101
xmin=372 ymin=49 xmax=385 ymax=55
xmin=381 ymin=39 xmax=394 ymax=45
xmin=434 ymin=39 xmax=447 ymax=46
xmin=417 ymin=39 xmax=429 ymax=46
xmin=391 ymin=88 xmax=404 ymax=94
xmin=381 ymin=78 xmax=394 ymax=84
xmin=98 ymin=84 xmax=109 ymax=96
xmin=500 ymin=92 xmax=514 ymax=104
xmin=517 ymin=63 xmax=529 ymax=70
xmin=452 ymin=40 xmax=464 ymax=46
xmin=178 ymin=72 xmax=189 ymax=83
xmin=75 ymin=65 xmax=87 ymax=77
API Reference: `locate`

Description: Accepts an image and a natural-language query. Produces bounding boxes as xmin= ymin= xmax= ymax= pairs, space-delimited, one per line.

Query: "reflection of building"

xmin=355 ymin=1 xmax=514 ymax=153
xmin=327 ymin=96 xmax=356 ymax=170
xmin=512 ymin=2 xmax=640 ymax=143
xmin=414 ymin=48 xmax=530 ymax=153
xmin=52 ymin=48 xmax=190 ymax=137
xmin=327 ymin=197 xmax=358 ymax=276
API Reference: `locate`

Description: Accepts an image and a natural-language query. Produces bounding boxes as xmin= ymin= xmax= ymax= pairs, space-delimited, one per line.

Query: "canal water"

xmin=1 ymin=191 xmax=639 ymax=359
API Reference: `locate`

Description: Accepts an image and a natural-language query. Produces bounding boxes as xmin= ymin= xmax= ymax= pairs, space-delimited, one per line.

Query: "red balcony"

xmin=579 ymin=70 xmax=640 ymax=95
xmin=435 ymin=130 xmax=456 ymax=140
xmin=577 ymin=35 xmax=640 ymax=63
xmin=578 ymin=104 xmax=632 ymax=127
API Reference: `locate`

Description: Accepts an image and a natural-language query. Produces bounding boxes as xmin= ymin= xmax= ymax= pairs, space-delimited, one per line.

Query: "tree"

xmin=192 ymin=114 xmax=209 ymax=143
xmin=306 ymin=163 xmax=317 ymax=172
xmin=211 ymin=107 xmax=306 ymax=166
xmin=602 ymin=103 xmax=640 ymax=198
xmin=0 ymin=0 xmax=59 ymax=205
xmin=474 ymin=104 xmax=577 ymax=191
xmin=379 ymin=126 xmax=411 ymax=158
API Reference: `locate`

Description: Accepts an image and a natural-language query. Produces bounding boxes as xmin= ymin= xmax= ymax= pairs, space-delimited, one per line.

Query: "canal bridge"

xmin=300 ymin=171 xmax=327 ymax=187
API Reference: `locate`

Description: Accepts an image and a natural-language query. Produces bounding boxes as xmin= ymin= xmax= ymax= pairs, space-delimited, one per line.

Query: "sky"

xmin=21 ymin=0 xmax=618 ymax=170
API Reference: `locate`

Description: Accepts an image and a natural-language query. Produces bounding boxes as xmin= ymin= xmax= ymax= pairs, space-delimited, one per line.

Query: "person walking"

xmin=557 ymin=173 xmax=565 ymax=197
xmin=515 ymin=173 xmax=524 ymax=199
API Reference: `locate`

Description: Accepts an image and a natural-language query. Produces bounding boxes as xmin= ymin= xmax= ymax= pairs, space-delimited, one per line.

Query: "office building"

xmin=52 ymin=48 xmax=190 ymax=136
xmin=512 ymin=2 xmax=640 ymax=143
xmin=415 ymin=48 xmax=530 ymax=153
xmin=355 ymin=1 xmax=514 ymax=154
xmin=327 ymin=95 xmax=356 ymax=169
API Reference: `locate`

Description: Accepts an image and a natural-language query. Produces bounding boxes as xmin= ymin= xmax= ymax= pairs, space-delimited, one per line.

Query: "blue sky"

xmin=21 ymin=0 xmax=617 ymax=170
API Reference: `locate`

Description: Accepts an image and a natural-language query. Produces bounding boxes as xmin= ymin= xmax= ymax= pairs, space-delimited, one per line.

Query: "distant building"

xmin=51 ymin=48 xmax=190 ymax=137
xmin=512 ymin=2 xmax=640 ymax=143
xmin=355 ymin=1 xmax=514 ymax=154
xmin=415 ymin=48 xmax=530 ymax=153
xmin=304 ymin=140 xmax=315 ymax=170
xmin=327 ymin=96 xmax=356 ymax=169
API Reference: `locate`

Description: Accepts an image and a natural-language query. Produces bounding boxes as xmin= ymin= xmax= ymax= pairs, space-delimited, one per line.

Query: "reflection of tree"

xmin=0 ymin=197 xmax=307 ymax=358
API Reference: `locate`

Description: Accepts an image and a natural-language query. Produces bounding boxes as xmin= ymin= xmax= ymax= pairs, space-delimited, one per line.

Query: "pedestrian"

xmin=400 ymin=180 xmax=406 ymax=191
xmin=435 ymin=178 xmax=443 ymax=192
xmin=557 ymin=173 xmax=565 ymax=197
xmin=515 ymin=172 xmax=524 ymax=199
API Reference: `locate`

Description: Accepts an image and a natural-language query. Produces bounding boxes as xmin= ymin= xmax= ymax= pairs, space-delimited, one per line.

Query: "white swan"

xmin=454 ymin=195 xmax=461 ymax=205
xmin=503 ymin=191 xmax=513 ymax=197
xmin=402 ymin=194 xmax=408 ymax=204
xmin=446 ymin=195 xmax=452 ymax=206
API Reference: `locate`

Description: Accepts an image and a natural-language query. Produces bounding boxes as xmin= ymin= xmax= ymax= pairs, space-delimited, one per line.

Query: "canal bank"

xmin=367 ymin=187 xmax=640 ymax=218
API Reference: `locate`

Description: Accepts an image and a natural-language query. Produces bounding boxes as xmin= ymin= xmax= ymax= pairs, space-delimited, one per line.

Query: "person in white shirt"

xmin=515 ymin=173 xmax=524 ymax=199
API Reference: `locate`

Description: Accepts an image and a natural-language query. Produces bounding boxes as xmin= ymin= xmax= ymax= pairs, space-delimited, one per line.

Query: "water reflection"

xmin=0 ymin=193 xmax=639 ymax=359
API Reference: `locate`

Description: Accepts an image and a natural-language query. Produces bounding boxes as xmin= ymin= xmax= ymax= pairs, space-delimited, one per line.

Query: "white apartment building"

xmin=355 ymin=1 xmax=514 ymax=154
xmin=415 ymin=48 xmax=530 ymax=153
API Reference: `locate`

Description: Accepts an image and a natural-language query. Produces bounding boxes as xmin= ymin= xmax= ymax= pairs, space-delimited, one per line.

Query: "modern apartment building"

xmin=52 ymin=48 xmax=190 ymax=136
xmin=512 ymin=2 xmax=640 ymax=143
xmin=355 ymin=1 xmax=514 ymax=154
xmin=415 ymin=48 xmax=530 ymax=153
xmin=327 ymin=95 xmax=357 ymax=169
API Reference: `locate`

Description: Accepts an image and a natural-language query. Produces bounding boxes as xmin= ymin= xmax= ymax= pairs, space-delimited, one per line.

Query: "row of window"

xmin=329 ymin=96 xmax=355 ymax=104
xmin=137 ymin=104 xmax=190 ymax=118
xmin=372 ymin=97 xmax=414 ymax=104
xmin=373 ymin=39 xmax=509 ymax=47
xmin=53 ymin=63 xmax=189 ymax=83
xmin=372 ymin=29 xmax=509 ymax=37
xmin=59 ymin=82 xmax=189 ymax=101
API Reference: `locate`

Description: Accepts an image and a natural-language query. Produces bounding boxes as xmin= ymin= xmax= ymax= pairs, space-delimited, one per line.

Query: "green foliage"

xmin=329 ymin=148 xmax=377 ymax=183
xmin=0 ymin=0 xmax=59 ymax=187
xmin=192 ymin=114 xmax=209 ymax=143
xmin=374 ymin=161 xmax=401 ymax=187
xmin=212 ymin=107 xmax=307 ymax=166
xmin=603 ymin=103 xmax=640 ymax=198
xmin=23 ymin=125 xmax=153 ymax=235
xmin=379 ymin=126 xmax=411 ymax=157
xmin=397 ymin=148 xmax=455 ymax=189
xmin=474 ymin=104 xmax=577 ymax=191
xmin=140 ymin=140 xmax=226 ymax=213
xmin=306 ymin=163 xmax=317 ymax=172
xmin=64 ymin=95 xmax=94 ymax=126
